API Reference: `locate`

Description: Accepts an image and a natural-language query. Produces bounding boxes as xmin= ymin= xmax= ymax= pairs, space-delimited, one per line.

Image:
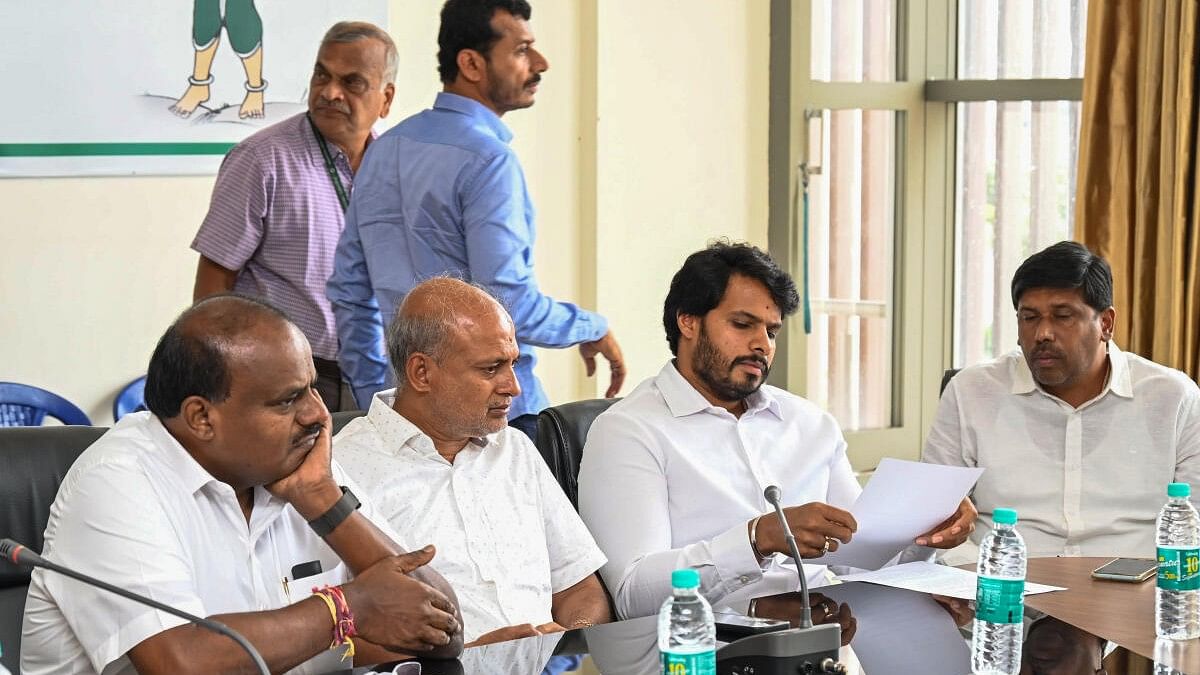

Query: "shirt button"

xmin=739 ymin=575 xmax=750 ymax=584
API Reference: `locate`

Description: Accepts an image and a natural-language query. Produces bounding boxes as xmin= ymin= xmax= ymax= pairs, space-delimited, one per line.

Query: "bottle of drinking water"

xmin=1156 ymin=482 xmax=1200 ymax=640
xmin=972 ymin=507 xmax=1026 ymax=675
xmin=658 ymin=569 xmax=716 ymax=675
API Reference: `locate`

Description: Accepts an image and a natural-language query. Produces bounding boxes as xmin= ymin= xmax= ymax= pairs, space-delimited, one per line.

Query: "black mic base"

xmin=716 ymin=623 xmax=845 ymax=674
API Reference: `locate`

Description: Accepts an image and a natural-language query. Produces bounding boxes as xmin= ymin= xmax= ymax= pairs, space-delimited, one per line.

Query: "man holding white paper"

xmin=578 ymin=242 xmax=976 ymax=620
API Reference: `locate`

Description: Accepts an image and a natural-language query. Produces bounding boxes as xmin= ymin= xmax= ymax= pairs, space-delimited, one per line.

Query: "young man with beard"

xmin=924 ymin=241 xmax=1200 ymax=564
xmin=578 ymin=242 xmax=975 ymax=619
xmin=328 ymin=0 xmax=624 ymax=440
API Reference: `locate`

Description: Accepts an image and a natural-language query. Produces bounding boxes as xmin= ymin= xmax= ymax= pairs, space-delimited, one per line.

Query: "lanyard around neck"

xmin=306 ymin=113 xmax=350 ymax=212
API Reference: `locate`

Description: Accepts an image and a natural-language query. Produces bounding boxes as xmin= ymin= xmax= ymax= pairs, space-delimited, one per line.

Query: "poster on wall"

xmin=0 ymin=1 xmax=388 ymax=177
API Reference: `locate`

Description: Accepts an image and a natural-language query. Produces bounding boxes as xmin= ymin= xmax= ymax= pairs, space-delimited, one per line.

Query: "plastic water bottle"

xmin=1156 ymin=482 xmax=1200 ymax=639
xmin=971 ymin=507 xmax=1026 ymax=675
xmin=658 ymin=569 xmax=716 ymax=675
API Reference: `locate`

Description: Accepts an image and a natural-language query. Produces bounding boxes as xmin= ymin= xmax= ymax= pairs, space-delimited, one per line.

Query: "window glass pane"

xmin=953 ymin=101 xmax=1080 ymax=367
xmin=958 ymin=0 xmax=1088 ymax=79
xmin=810 ymin=0 xmax=896 ymax=82
xmin=805 ymin=110 xmax=897 ymax=432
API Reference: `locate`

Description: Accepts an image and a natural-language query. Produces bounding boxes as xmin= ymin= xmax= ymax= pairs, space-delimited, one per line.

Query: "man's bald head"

xmin=144 ymin=294 xmax=296 ymax=418
xmin=387 ymin=277 xmax=511 ymax=388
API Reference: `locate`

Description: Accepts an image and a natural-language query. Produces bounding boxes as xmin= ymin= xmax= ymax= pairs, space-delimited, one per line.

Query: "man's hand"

xmin=341 ymin=546 xmax=461 ymax=653
xmin=579 ymin=330 xmax=625 ymax=398
xmin=914 ymin=497 xmax=976 ymax=548
xmin=752 ymin=592 xmax=856 ymax=646
xmin=265 ymin=413 xmax=342 ymax=521
xmin=753 ymin=502 xmax=857 ymax=558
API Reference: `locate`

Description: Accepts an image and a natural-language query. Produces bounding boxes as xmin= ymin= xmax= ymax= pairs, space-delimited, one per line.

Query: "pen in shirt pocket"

xmin=282 ymin=560 xmax=324 ymax=602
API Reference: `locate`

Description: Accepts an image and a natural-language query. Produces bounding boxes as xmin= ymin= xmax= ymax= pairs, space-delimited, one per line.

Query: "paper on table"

xmin=837 ymin=561 xmax=1065 ymax=600
xmin=811 ymin=458 xmax=983 ymax=570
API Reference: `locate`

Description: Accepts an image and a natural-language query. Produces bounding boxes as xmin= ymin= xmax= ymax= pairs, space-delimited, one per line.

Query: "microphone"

xmin=1 ymin=538 xmax=270 ymax=675
xmin=763 ymin=485 xmax=813 ymax=629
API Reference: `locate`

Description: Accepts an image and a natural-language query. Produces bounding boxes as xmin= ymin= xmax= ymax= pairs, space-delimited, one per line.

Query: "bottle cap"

xmin=671 ymin=568 xmax=700 ymax=589
xmin=1168 ymin=482 xmax=1191 ymax=498
xmin=993 ymin=508 xmax=1018 ymax=525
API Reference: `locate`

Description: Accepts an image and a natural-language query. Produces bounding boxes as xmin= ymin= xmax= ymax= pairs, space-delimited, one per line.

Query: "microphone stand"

xmin=2 ymin=539 xmax=270 ymax=675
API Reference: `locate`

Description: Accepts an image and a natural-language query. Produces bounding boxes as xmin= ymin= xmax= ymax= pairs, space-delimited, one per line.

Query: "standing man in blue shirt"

xmin=328 ymin=0 xmax=624 ymax=439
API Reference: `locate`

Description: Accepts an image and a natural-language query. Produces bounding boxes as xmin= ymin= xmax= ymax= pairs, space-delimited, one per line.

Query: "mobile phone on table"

xmin=713 ymin=611 xmax=790 ymax=640
xmin=1091 ymin=557 xmax=1156 ymax=583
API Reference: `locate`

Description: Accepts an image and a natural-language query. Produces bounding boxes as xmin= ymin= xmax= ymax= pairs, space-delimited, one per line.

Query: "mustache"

xmin=314 ymin=100 xmax=350 ymax=115
xmin=525 ymin=74 xmax=541 ymax=88
xmin=1032 ymin=345 xmax=1064 ymax=359
xmin=733 ymin=355 xmax=769 ymax=373
xmin=291 ymin=423 xmax=323 ymax=446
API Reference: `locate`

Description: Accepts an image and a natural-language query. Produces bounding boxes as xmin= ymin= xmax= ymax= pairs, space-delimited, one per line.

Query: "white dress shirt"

xmin=578 ymin=361 xmax=875 ymax=619
xmin=20 ymin=412 xmax=400 ymax=675
xmin=923 ymin=343 xmax=1200 ymax=564
xmin=333 ymin=391 xmax=607 ymax=642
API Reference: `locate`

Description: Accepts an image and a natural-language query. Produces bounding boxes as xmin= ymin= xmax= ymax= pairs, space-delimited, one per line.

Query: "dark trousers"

xmin=508 ymin=413 xmax=540 ymax=444
xmin=313 ymin=357 xmax=358 ymax=412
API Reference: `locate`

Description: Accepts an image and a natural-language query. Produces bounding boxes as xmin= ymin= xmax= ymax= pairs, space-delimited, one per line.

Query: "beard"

xmin=692 ymin=326 xmax=770 ymax=403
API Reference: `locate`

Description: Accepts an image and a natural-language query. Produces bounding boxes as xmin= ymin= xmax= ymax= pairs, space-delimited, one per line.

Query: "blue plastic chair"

xmin=113 ymin=375 xmax=147 ymax=421
xmin=0 ymin=382 xmax=91 ymax=427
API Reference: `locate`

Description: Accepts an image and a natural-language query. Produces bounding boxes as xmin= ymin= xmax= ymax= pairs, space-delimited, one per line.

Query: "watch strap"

xmin=308 ymin=486 xmax=361 ymax=537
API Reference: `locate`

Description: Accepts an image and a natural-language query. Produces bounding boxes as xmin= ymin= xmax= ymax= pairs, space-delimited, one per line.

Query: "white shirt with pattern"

xmin=333 ymin=391 xmax=607 ymax=642
xmin=923 ymin=342 xmax=1200 ymax=565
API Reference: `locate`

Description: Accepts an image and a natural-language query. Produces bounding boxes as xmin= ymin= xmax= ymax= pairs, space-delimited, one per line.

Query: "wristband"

xmin=307 ymin=486 xmax=360 ymax=537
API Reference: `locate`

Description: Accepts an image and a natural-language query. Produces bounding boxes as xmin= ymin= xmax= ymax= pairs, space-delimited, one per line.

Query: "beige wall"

xmin=0 ymin=1 xmax=769 ymax=424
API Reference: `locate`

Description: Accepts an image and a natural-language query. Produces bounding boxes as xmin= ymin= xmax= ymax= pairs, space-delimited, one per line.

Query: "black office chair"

xmin=535 ymin=398 xmax=620 ymax=509
xmin=331 ymin=410 xmax=366 ymax=435
xmin=0 ymin=426 xmax=105 ymax=672
xmin=940 ymin=368 xmax=960 ymax=397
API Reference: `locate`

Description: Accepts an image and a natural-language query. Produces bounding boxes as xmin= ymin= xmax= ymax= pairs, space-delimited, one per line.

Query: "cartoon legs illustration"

xmin=170 ymin=0 xmax=266 ymax=119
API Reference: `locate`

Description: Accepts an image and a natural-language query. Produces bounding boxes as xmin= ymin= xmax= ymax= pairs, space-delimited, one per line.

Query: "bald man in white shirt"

xmin=924 ymin=241 xmax=1200 ymax=564
xmin=334 ymin=277 xmax=611 ymax=650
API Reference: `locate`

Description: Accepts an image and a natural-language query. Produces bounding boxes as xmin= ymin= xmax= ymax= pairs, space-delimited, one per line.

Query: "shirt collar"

xmin=301 ymin=111 xmax=377 ymax=172
xmin=654 ymin=360 xmax=782 ymax=420
xmin=1009 ymin=341 xmax=1132 ymax=400
xmin=366 ymin=389 xmax=490 ymax=459
xmin=433 ymin=92 xmax=513 ymax=144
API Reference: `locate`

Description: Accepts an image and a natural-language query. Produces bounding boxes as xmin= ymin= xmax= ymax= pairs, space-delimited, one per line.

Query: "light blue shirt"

xmin=328 ymin=93 xmax=608 ymax=418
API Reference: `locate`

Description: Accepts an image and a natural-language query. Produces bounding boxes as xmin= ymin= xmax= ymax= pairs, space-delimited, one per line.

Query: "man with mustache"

xmin=328 ymin=0 xmax=625 ymax=442
xmin=924 ymin=241 xmax=1200 ymax=563
xmin=192 ymin=21 xmax=395 ymax=412
xmin=21 ymin=295 xmax=462 ymax=675
xmin=333 ymin=278 xmax=611 ymax=655
xmin=577 ymin=242 xmax=975 ymax=619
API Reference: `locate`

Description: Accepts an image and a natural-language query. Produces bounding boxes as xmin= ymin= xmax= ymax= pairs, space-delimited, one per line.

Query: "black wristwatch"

xmin=307 ymin=486 xmax=361 ymax=537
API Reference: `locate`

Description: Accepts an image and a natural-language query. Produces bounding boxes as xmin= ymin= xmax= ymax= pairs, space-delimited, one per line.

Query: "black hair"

xmin=144 ymin=294 xmax=291 ymax=419
xmin=1010 ymin=240 xmax=1113 ymax=312
xmin=437 ymin=0 xmax=532 ymax=84
xmin=662 ymin=241 xmax=800 ymax=355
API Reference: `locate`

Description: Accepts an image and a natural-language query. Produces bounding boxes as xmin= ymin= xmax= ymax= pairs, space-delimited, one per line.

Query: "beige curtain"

xmin=1075 ymin=0 xmax=1200 ymax=378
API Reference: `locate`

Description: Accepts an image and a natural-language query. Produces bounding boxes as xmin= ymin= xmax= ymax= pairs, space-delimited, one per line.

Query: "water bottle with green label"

xmin=1157 ymin=482 xmax=1200 ymax=640
xmin=658 ymin=569 xmax=716 ymax=675
xmin=972 ymin=507 xmax=1026 ymax=675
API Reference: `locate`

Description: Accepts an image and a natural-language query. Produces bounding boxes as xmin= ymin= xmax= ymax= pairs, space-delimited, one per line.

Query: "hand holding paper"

xmin=810 ymin=458 xmax=984 ymax=570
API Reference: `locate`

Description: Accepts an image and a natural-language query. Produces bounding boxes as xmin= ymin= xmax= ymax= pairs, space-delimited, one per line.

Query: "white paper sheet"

xmin=812 ymin=458 xmax=984 ymax=570
xmin=837 ymin=561 xmax=1066 ymax=600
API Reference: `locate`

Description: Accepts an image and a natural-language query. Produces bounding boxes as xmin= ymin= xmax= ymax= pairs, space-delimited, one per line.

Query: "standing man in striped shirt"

xmin=191 ymin=22 xmax=396 ymax=411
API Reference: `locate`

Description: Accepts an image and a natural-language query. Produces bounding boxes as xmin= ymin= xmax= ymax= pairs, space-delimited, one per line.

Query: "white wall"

xmin=0 ymin=1 xmax=769 ymax=423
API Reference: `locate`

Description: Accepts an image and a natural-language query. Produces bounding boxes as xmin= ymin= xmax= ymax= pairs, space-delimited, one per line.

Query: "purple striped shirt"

xmin=192 ymin=112 xmax=358 ymax=360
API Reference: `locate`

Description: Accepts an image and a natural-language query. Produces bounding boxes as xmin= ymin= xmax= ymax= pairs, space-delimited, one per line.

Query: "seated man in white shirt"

xmin=334 ymin=277 xmax=611 ymax=647
xmin=924 ymin=240 xmax=1200 ymax=564
xmin=21 ymin=295 xmax=463 ymax=675
xmin=577 ymin=242 xmax=975 ymax=619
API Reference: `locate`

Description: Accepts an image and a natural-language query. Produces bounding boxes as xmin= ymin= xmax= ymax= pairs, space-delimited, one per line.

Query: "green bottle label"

xmin=661 ymin=650 xmax=716 ymax=675
xmin=1157 ymin=546 xmax=1200 ymax=591
xmin=975 ymin=575 xmax=1024 ymax=623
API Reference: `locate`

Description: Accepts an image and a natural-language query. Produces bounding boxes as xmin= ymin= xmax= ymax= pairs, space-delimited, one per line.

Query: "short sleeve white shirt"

xmin=577 ymin=361 xmax=870 ymax=619
xmin=332 ymin=391 xmax=606 ymax=642
xmin=20 ymin=412 xmax=399 ymax=675
xmin=923 ymin=343 xmax=1200 ymax=564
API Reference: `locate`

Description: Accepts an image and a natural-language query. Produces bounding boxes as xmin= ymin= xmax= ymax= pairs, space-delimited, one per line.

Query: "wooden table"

xmin=1000 ymin=557 xmax=1200 ymax=673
